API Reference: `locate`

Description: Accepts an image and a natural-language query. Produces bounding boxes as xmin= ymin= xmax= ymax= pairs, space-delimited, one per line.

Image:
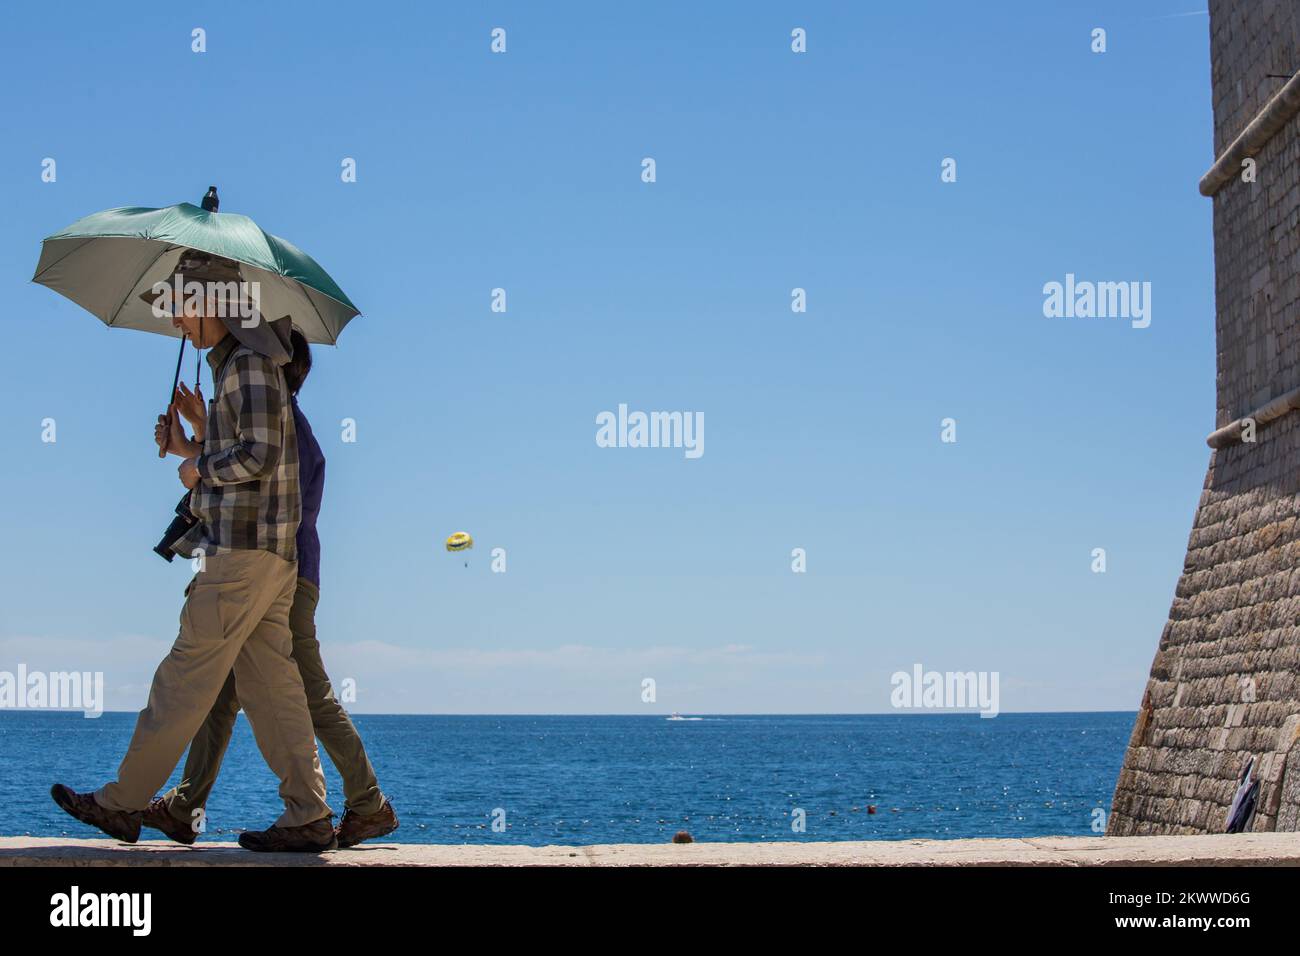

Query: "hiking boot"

xmin=141 ymin=798 xmax=199 ymax=846
xmin=50 ymin=783 xmax=141 ymax=844
xmin=238 ymin=817 xmax=337 ymax=853
xmin=336 ymin=799 xmax=400 ymax=848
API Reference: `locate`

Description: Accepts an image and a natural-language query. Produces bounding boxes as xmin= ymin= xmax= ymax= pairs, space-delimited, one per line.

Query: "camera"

xmin=153 ymin=494 xmax=198 ymax=562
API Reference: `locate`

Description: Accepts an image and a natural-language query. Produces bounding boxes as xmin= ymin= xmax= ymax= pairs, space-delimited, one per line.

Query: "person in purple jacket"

xmin=143 ymin=328 xmax=399 ymax=849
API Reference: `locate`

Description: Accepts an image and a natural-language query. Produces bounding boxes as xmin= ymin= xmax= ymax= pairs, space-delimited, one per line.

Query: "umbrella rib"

xmin=30 ymin=237 xmax=96 ymax=282
xmin=106 ymin=244 xmax=177 ymax=328
xmin=248 ymin=267 xmax=344 ymax=345
xmin=307 ymin=290 xmax=338 ymax=346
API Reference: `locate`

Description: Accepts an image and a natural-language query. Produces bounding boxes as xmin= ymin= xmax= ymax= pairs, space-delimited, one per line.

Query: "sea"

xmin=0 ymin=711 xmax=1133 ymax=845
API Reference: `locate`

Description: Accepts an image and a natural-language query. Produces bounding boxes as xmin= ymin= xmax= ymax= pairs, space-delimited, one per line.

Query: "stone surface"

xmin=3 ymin=834 xmax=1300 ymax=867
xmin=1108 ymin=0 xmax=1300 ymax=836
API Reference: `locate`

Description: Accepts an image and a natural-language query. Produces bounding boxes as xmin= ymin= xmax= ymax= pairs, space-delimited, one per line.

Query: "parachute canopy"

xmin=445 ymin=532 xmax=473 ymax=552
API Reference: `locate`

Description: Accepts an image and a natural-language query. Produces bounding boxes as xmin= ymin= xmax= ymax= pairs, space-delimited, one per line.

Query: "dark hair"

xmin=284 ymin=329 xmax=312 ymax=395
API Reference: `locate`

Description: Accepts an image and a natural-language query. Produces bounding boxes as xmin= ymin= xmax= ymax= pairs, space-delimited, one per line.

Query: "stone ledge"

xmin=1199 ymin=69 xmax=1300 ymax=197
xmin=3 ymin=833 xmax=1300 ymax=867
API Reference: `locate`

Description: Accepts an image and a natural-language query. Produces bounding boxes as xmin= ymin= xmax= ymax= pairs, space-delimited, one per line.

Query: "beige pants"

xmin=95 ymin=550 xmax=331 ymax=828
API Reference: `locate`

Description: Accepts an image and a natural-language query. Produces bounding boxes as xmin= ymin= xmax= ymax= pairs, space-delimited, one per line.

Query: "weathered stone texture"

xmin=1108 ymin=1 xmax=1300 ymax=835
xmin=6 ymin=834 xmax=1300 ymax=867
xmin=1111 ymin=417 xmax=1300 ymax=834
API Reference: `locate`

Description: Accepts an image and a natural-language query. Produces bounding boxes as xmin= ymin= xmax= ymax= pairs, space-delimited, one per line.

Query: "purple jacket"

xmin=291 ymin=398 xmax=324 ymax=587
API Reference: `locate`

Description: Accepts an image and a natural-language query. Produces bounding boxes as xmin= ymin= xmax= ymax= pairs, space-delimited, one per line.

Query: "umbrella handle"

xmin=160 ymin=336 xmax=187 ymax=458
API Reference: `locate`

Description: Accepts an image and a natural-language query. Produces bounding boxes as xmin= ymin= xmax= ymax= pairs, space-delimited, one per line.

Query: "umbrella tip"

xmin=201 ymin=186 xmax=219 ymax=213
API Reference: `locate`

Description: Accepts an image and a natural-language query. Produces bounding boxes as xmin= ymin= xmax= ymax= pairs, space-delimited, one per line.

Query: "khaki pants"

xmin=161 ymin=578 xmax=384 ymax=823
xmin=95 ymin=550 xmax=331 ymax=829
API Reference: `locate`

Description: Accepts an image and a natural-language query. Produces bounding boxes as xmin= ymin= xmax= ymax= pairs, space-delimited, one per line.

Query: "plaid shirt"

xmin=172 ymin=334 xmax=300 ymax=562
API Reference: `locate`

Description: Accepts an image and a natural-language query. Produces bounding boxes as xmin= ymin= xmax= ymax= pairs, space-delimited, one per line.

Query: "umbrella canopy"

xmin=32 ymin=201 xmax=360 ymax=344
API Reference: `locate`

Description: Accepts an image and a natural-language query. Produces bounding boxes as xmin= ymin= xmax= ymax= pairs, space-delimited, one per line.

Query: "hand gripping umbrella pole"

xmin=160 ymin=336 xmax=186 ymax=460
xmin=158 ymin=317 xmax=203 ymax=459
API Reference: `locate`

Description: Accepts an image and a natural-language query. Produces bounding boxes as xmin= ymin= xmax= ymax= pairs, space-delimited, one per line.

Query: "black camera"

xmin=153 ymin=494 xmax=198 ymax=562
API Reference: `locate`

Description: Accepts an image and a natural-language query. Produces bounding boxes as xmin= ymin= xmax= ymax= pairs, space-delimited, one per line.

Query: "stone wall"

xmin=1108 ymin=0 xmax=1300 ymax=835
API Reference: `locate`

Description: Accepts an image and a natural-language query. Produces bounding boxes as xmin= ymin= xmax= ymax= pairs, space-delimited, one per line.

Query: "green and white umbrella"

xmin=32 ymin=198 xmax=360 ymax=344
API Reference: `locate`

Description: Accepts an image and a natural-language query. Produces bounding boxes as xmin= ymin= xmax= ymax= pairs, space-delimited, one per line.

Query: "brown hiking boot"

xmin=50 ymin=783 xmax=141 ymax=843
xmin=336 ymin=799 xmax=399 ymax=848
xmin=142 ymin=798 xmax=199 ymax=846
xmin=238 ymin=817 xmax=337 ymax=853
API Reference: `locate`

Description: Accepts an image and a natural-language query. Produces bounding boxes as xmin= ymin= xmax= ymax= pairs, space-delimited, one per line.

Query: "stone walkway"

xmin=3 ymin=832 xmax=1300 ymax=866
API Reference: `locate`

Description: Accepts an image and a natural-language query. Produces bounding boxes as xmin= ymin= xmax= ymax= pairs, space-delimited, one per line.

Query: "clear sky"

xmin=0 ymin=2 xmax=1215 ymax=713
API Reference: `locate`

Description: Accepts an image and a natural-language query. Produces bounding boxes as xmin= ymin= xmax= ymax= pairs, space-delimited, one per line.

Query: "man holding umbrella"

xmin=49 ymin=249 xmax=336 ymax=851
xmin=34 ymin=194 xmax=368 ymax=852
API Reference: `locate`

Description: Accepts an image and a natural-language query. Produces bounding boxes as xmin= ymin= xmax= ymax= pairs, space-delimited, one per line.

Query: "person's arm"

xmin=193 ymin=350 xmax=285 ymax=485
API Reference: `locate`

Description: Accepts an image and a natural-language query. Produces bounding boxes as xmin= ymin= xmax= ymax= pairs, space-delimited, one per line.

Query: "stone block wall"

xmin=1108 ymin=0 xmax=1300 ymax=834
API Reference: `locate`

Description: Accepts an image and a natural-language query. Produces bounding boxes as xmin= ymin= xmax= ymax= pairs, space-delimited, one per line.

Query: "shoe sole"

xmin=140 ymin=821 xmax=198 ymax=846
xmin=238 ymin=836 xmax=338 ymax=853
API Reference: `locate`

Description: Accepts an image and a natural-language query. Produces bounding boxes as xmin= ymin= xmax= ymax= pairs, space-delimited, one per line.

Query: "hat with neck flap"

xmin=140 ymin=248 xmax=294 ymax=366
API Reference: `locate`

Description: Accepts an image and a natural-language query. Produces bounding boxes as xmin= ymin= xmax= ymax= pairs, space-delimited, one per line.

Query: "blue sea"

xmin=1 ymin=712 xmax=1132 ymax=845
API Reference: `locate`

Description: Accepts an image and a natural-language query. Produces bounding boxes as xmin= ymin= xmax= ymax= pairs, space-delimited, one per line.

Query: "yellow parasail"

xmin=445 ymin=532 xmax=473 ymax=552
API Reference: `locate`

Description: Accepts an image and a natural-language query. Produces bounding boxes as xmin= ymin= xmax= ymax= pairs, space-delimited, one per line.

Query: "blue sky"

xmin=0 ymin=2 xmax=1214 ymax=713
